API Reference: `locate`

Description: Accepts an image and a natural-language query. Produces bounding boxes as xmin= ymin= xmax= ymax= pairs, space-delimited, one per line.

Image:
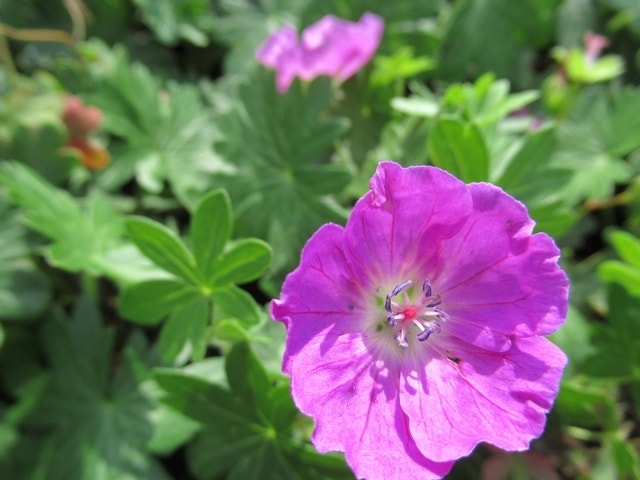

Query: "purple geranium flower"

xmin=271 ymin=162 xmax=568 ymax=480
xmin=256 ymin=13 xmax=384 ymax=93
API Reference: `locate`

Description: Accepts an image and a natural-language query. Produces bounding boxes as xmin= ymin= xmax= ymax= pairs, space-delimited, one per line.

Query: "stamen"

xmin=394 ymin=328 xmax=409 ymax=348
xmin=426 ymin=296 xmax=442 ymax=308
xmin=385 ymin=280 xmax=412 ymax=313
xmin=416 ymin=327 xmax=434 ymax=342
xmin=412 ymin=319 xmax=442 ymax=342
xmin=383 ymin=279 xmax=449 ymax=348
xmin=434 ymin=307 xmax=449 ymax=323
xmin=422 ymin=280 xmax=432 ymax=297
xmin=392 ymin=280 xmax=413 ymax=296
xmin=387 ymin=312 xmax=404 ymax=326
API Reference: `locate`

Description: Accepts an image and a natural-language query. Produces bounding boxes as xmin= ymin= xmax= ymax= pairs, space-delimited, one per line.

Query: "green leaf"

xmin=491 ymin=126 xmax=577 ymax=236
xmin=98 ymin=244 xmax=171 ymax=286
xmin=225 ymin=342 xmax=270 ymax=412
xmin=582 ymin=284 xmax=640 ymax=380
xmin=0 ymin=73 xmax=75 ymax=183
xmin=155 ymin=343 xmax=351 ymax=480
xmin=428 ymin=118 xmax=489 ymax=182
xmin=557 ymin=0 xmax=599 ymax=47
xmin=209 ymin=69 xmax=349 ymax=279
xmin=0 ymin=267 xmax=50 ymax=320
xmin=88 ymin=50 xmax=218 ymax=202
xmin=441 ymin=74 xmax=540 ymax=126
xmin=554 ymin=87 xmax=640 ymax=202
xmin=210 ymin=0 xmax=313 ymax=74
xmin=592 ymin=426 xmax=640 ymax=480
xmin=607 ymin=283 xmax=640 ymax=359
xmin=301 ymin=0 xmax=442 ymax=24
xmin=607 ymin=230 xmax=640 ymax=269
xmin=600 ymin=0 xmax=640 ymax=35
xmin=288 ymin=449 xmax=354 ymax=480
xmin=528 ymin=203 xmax=576 ymax=238
xmin=598 ymin=229 xmax=640 ymax=298
xmin=439 ymin=0 xmax=555 ymax=80
xmin=0 ymin=162 xmax=125 ymax=274
xmin=119 ymin=279 xmax=201 ymax=325
xmin=0 ymin=161 xmax=83 ymax=242
xmin=555 ymin=380 xmax=613 ymax=428
xmin=293 ymin=164 xmax=352 ymax=196
xmin=564 ymin=49 xmax=625 ymax=84
xmin=146 ymin=397 xmax=201 ymax=455
xmin=154 ymin=370 xmax=247 ymax=426
xmin=391 ymin=95 xmax=439 ymax=117
xmin=213 ymin=318 xmax=250 ymax=342
xmin=610 ymin=435 xmax=640 ymax=480
xmin=23 ymin=298 xmax=169 ymax=479
xmin=0 ymin=123 xmax=76 ymax=184
xmin=190 ymin=189 xmax=232 ymax=282
xmin=126 ymin=217 xmax=201 ymax=285
xmin=213 ymin=239 xmax=272 ymax=287
xmin=212 ymin=284 xmax=262 ymax=327
xmin=372 ymin=47 xmax=437 ymax=86
xmin=0 ymin=200 xmax=51 ymax=319
xmin=250 ymin=318 xmax=287 ymax=376
xmin=494 ymin=126 xmax=557 ymax=189
xmin=131 ymin=0 xmax=214 ymax=46
xmin=187 ymin=425 xmax=283 ymax=480
xmin=599 ymin=261 xmax=640 ymax=297
xmin=265 ymin=383 xmax=298 ymax=433
xmin=158 ymin=295 xmax=210 ymax=362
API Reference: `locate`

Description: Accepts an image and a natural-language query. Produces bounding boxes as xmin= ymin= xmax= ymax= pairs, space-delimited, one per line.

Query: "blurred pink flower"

xmin=62 ymin=95 xmax=103 ymax=142
xmin=256 ymin=13 xmax=384 ymax=93
xmin=271 ymin=162 xmax=568 ymax=479
xmin=584 ymin=31 xmax=609 ymax=64
xmin=61 ymin=96 xmax=109 ymax=170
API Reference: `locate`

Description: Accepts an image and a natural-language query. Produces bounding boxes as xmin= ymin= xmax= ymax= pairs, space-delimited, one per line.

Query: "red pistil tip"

xmin=402 ymin=307 xmax=417 ymax=320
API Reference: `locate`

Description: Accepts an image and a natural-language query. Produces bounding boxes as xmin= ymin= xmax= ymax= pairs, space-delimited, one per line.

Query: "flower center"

xmin=384 ymin=280 xmax=449 ymax=348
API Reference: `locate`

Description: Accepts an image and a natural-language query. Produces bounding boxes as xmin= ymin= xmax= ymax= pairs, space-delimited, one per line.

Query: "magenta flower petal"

xmin=336 ymin=12 xmax=385 ymax=81
xmin=255 ymin=25 xmax=299 ymax=93
xmin=271 ymin=223 xmax=365 ymax=368
xmin=399 ymin=336 xmax=567 ymax=462
xmin=272 ymin=161 xmax=568 ymax=479
xmin=295 ymin=335 xmax=454 ymax=480
xmin=255 ymin=13 xmax=384 ymax=93
xmin=435 ymin=183 xmax=568 ymax=350
xmin=297 ymin=15 xmax=346 ymax=80
xmin=343 ymin=162 xmax=472 ymax=287
xmin=255 ymin=25 xmax=297 ymax=69
xmin=272 ymin=224 xmax=453 ymax=479
xmin=298 ymin=13 xmax=384 ymax=82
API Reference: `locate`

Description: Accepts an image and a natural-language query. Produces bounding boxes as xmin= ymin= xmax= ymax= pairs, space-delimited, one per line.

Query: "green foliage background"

xmin=1 ymin=0 xmax=640 ymax=478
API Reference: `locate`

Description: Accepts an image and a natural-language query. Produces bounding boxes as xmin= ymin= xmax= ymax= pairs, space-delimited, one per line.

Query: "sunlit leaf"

xmin=554 ymin=87 xmax=640 ymax=202
xmin=191 ymin=189 xmax=233 ymax=283
xmin=428 ymin=118 xmax=489 ymax=182
xmin=212 ymin=239 xmax=272 ymax=287
xmin=0 ymin=162 xmax=125 ymax=275
xmin=126 ymin=217 xmax=201 ymax=285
